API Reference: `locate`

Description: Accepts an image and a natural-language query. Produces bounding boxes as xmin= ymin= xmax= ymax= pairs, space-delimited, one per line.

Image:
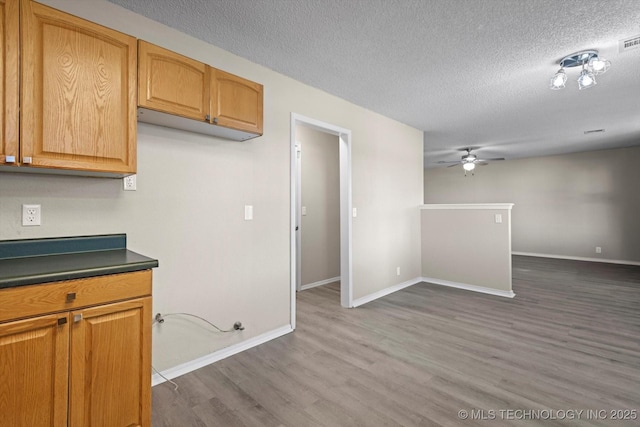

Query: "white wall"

xmin=297 ymin=126 xmax=340 ymax=287
xmin=0 ymin=0 xmax=424 ymax=371
xmin=421 ymin=205 xmax=513 ymax=296
xmin=423 ymin=145 xmax=640 ymax=263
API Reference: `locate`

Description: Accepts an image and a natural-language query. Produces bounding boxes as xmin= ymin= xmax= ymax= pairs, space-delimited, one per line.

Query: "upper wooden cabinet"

xmin=138 ymin=40 xmax=210 ymax=121
xmin=211 ymin=68 xmax=263 ymax=135
xmin=137 ymin=40 xmax=263 ymax=141
xmin=20 ymin=0 xmax=137 ymax=176
xmin=0 ymin=0 xmax=19 ymax=165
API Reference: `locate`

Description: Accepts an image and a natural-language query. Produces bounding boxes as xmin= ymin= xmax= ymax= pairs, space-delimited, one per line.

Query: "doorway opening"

xmin=290 ymin=113 xmax=352 ymax=329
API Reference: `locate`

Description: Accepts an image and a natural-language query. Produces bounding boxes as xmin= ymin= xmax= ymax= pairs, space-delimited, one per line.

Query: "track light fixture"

xmin=577 ymin=65 xmax=596 ymax=90
xmin=550 ymin=50 xmax=610 ymax=90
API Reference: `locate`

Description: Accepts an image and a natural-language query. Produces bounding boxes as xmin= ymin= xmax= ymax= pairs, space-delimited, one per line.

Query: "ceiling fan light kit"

xmin=550 ymin=50 xmax=610 ymax=90
xmin=436 ymin=148 xmax=505 ymax=175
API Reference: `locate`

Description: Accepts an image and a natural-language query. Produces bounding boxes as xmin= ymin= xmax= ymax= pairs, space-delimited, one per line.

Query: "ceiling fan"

xmin=437 ymin=148 xmax=505 ymax=175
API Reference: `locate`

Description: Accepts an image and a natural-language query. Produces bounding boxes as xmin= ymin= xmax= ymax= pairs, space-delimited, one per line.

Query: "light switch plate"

xmin=244 ymin=205 xmax=253 ymax=220
xmin=302 ymin=206 xmax=307 ymax=216
xmin=495 ymin=214 xmax=502 ymax=223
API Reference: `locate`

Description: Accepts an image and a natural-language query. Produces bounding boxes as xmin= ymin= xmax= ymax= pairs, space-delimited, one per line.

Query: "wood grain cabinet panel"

xmin=0 ymin=271 xmax=153 ymax=427
xmin=0 ymin=270 xmax=152 ymax=324
xmin=0 ymin=313 xmax=69 ymax=427
xmin=0 ymin=0 xmax=19 ymax=166
xmin=69 ymin=297 xmax=151 ymax=427
xmin=20 ymin=0 xmax=137 ymax=175
xmin=137 ymin=40 xmax=263 ymax=140
xmin=210 ymin=68 xmax=263 ymax=135
xmin=138 ymin=40 xmax=210 ymax=121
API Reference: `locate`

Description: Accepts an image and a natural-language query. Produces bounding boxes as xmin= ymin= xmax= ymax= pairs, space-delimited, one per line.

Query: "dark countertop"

xmin=0 ymin=234 xmax=158 ymax=289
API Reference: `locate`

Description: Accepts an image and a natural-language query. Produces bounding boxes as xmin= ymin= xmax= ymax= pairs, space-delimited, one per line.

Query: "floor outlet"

xmin=22 ymin=204 xmax=41 ymax=226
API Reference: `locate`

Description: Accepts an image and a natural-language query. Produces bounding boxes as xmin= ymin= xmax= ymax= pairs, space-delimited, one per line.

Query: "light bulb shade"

xmin=550 ymin=69 xmax=567 ymax=90
xmin=588 ymin=57 xmax=610 ymax=75
xmin=463 ymin=162 xmax=476 ymax=171
xmin=577 ymin=69 xmax=597 ymax=90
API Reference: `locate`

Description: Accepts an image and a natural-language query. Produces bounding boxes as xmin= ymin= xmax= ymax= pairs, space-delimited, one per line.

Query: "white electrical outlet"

xmin=302 ymin=206 xmax=307 ymax=216
xmin=396 ymin=267 xmax=401 ymax=276
xmin=123 ymin=174 xmax=137 ymax=191
xmin=22 ymin=204 xmax=41 ymax=226
xmin=596 ymin=246 xmax=602 ymax=254
xmin=495 ymin=214 xmax=503 ymax=223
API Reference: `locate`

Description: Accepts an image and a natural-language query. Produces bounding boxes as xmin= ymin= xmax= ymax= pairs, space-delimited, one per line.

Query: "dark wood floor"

xmin=152 ymin=256 xmax=640 ymax=426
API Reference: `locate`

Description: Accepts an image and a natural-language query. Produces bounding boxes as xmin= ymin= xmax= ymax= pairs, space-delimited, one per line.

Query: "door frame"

xmin=290 ymin=113 xmax=353 ymax=329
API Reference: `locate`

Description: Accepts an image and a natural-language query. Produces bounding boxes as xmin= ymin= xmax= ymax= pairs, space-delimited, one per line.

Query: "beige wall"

xmin=421 ymin=205 xmax=513 ymax=294
xmin=297 ymin=126 xmax=340 ymax=287
xmin=424 ymin=146 xmax=640 ymax=263
xmin=0 ymin=0 xmax=424 ymax=371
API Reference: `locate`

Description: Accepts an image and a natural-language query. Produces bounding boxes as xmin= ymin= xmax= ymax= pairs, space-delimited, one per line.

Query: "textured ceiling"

xmin=108 ymin=0 xmax=640 ymax=167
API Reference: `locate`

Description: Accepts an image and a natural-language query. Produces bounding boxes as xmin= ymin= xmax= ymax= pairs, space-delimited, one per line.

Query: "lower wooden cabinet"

xmin=70 ymin=297 xmax=151 ymax=427
xmin=0 ymin=271 xmax=152 ymax=427
xmin=0 ymin=313 xmax=69 ymax=426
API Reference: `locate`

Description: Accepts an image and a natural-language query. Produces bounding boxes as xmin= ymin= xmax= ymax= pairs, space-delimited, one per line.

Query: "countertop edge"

xmin=0 ymin=260 xmax=159 ymax=289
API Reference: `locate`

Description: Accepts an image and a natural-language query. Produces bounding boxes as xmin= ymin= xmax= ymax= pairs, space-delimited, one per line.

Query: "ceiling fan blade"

xmin=437 ymin=160 xmax=460 ymax=164
xmin=447 ymin=163 xmax=460 ymax=168
xmin=477 ymin=162 xmax=489 ymax=166
xmin=481 ymin=157 xmax=505 ymax=161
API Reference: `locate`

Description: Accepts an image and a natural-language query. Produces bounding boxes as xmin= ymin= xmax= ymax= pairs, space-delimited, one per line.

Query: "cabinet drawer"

xmin=0 ymin=270 xmax=152 ymax=323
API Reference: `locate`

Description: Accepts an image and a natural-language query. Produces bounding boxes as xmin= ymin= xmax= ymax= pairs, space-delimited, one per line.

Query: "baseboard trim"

xmin=301 ymin=276 xmax=340 ymax=291
xmin=152 ymin=324 xmax=294 ymax=386
xmin=352 ymin=277 xmax=422 ymax=307
xmin=421 ymin=277 xmax=516 ymax=298
xmin=512 ymin=251 xmax=640 ymax=266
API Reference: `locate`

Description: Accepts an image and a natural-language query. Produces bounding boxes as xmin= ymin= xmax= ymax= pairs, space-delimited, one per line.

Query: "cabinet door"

xmin=20 ymin=0 xmax=137 ymax=174
xmin=138 ymin=40 xmax=210 ymax=121
xmin=0 ymin=313 xmax=69 ymax=427
xmin=69 ymin=297 xmax=151 ymax=427
xmin=210 ymin=68 xmax=263 ymax=135
xmin=0 ymin=0 xmax=18 ymax=165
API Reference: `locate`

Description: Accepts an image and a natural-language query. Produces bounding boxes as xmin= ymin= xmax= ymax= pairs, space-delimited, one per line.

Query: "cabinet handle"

xmin=58 ymin=317 xmax=67 ymax=325
xmin=213 ymin=117 xmax=218 ymax=124
xmin=23 ymin=156 xmax=33 ymax=164
xmin=205 ymin=114 xmax=211 ymax=122
xmin=5 ymin=155 xmax=16 ymax=163
xmin=66 ymin=292 xmax=77 ymax=302
xmin=73 ymin=314 xmax=83 ymax=323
